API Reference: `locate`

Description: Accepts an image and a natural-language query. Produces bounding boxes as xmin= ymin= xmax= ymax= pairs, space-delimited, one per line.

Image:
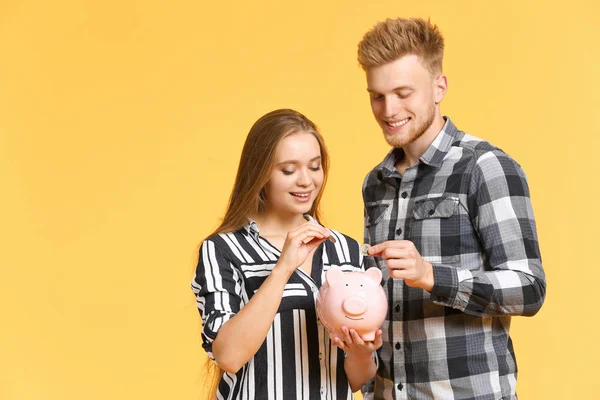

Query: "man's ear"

xmin=434 ymin=74 xmax=448 ymax=104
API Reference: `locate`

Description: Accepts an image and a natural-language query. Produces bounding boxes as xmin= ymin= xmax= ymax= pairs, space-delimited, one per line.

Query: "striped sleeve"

xmin=431 ymin=149 xmax=546 ymax=316
xmin=362 ymin=204 xmax=378 ymax=271
xmin=191 ymin=237 xmax=242 ymax=361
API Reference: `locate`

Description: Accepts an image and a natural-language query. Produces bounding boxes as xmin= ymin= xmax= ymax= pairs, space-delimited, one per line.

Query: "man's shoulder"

xmin=454 ymin=131 xmax=499 ymax=156
xmin=452 ymin=130 xmax=518 ymax=166
xmin=450 ymin=128 xmax=525 ymax=183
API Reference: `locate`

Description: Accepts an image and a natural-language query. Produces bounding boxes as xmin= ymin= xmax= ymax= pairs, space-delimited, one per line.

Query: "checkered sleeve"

xmin=431 ymin=149 xmax=546 ymax=316
xmin=191 ymin=238 xmax=242 ymax=361
xmin=363 ymin=205 xmax=378 ymax=271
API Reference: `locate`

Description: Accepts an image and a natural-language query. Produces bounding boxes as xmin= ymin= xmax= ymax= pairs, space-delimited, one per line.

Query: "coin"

xmin=360 ymin=244 xmax=371 ymax=256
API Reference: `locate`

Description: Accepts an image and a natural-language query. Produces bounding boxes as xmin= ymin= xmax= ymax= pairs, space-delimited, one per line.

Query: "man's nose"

xmin=384 ymin=97 xmax=399 ymax=118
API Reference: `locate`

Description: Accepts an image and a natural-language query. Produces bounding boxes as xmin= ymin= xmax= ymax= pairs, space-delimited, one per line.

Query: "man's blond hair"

xmin=357 ymin=17 xmax=445 ymax=76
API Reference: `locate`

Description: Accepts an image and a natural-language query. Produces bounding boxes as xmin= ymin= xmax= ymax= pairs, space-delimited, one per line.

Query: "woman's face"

xmin=263 ymin=132 xmax=324 ymax=217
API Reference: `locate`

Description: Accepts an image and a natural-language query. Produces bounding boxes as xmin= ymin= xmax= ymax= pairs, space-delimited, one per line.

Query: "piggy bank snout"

xmin=342 ymin=296 xmax=367 ymax=316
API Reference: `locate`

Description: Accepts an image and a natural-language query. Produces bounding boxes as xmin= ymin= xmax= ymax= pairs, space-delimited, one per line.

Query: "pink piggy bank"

xmin=316 ymin=266 xmax=387 ymax=342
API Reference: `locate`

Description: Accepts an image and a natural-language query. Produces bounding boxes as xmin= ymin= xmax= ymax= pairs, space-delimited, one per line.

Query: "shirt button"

xmin=394 ymin=304 xmax=400 ymax=312
xmin=395 ymin=342 xmax=401 ymax=350
xmin=395 ymin=228 xmax=402 ymax=235
xmin=319 ymin=353 xmax=323 ymax=360
xmin=397 ymin=383 xmax=403 ymax=391
xmin=401 ymin=191 xmax=408 ymax=199
xmin=428 ymin=209 xmax=435 ymax=216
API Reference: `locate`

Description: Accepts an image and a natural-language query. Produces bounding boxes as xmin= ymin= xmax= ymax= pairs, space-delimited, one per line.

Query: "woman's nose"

xmin=296 ymin=168 xmax=311 ymax=186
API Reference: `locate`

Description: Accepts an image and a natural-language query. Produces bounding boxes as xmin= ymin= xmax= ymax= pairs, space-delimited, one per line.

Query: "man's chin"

xmin=384 ymin=132 xmax=409 ymax=148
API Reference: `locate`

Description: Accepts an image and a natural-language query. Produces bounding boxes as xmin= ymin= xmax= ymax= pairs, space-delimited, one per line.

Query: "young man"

xmin=358 ymin=18 xmax=546 ymax=400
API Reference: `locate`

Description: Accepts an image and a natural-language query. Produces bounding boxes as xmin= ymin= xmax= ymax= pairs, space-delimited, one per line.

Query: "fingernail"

xmin=303 ymin=214 xmax=337 ymax=243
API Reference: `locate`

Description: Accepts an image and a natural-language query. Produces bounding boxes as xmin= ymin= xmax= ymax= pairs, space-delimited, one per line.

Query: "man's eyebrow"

xmin=277 ymin=156 xmax=322 ymax=165
xmin=367 ymin=85 xmax=414 ymax=93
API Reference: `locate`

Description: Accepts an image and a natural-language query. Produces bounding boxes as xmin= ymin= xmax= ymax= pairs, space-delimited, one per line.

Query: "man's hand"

xmin=368 ymin=240 xmax=434 ymax=291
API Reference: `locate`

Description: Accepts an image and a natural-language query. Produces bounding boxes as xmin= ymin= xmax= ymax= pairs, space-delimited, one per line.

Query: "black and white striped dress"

xmin=192 ymin=220 xmax=364 ymax=400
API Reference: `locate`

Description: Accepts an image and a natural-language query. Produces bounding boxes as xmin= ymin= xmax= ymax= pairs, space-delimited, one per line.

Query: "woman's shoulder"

xmin=200 ymin=228 xmax=247 ymax=253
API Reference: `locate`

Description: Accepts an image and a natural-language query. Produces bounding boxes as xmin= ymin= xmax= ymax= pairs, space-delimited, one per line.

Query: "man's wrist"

xmin=420 ymin=261 xmax=435 ymax=292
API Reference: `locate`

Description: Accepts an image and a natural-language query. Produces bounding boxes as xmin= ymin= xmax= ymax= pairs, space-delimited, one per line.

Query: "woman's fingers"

xmin=289 ymin=222 xmax=329 ymax=243
xmin=373 ymin=329 xmax=383 ymax=349
xmin=341 ymin=326 xmax=353 ymax=345
xmin=332 ymin=337 xmax=345 ymax=350
xmin=349 ymin=329 xmax=364 ymax=346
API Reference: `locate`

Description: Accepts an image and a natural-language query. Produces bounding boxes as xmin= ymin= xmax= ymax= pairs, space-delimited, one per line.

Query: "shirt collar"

xmin=419 ymin=117 xmax=460 ymax=167
xmin=244 ymin=219 xmax=261 ymax=239
xmin=376 ymin=116 xmax=460 ymax=179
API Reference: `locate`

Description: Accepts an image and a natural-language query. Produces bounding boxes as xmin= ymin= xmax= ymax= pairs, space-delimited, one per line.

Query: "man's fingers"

xmin=368 ymin=240 xmax=412 ymax=256
xmin=386 ymin=258 xmax=413 ymax=270
xmin=380 ymin=248 xmax=414 ymax=261
xmin=389 ymin=269 xmax=415 ymax=280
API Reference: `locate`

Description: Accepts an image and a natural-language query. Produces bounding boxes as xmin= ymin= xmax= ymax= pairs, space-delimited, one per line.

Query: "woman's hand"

xmin=333 ymin=326 xmax=383 ymax=361
xmin=335 ymin=326 xmax=382 ymax=391
xmin=276 ymin=222 xmax=330 ymax=275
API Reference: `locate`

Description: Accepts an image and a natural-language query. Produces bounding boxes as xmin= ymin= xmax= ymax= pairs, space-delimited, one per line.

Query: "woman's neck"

xmin=253 ymin=211 xmax=306 ymax=238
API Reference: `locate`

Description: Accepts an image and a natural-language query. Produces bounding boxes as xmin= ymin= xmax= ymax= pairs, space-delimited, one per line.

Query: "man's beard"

xmin=384 ymin=102 xmax=435 ymax=148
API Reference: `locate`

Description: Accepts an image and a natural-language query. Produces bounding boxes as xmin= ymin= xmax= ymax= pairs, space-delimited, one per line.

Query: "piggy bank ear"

xmin=326 ymin=266 xmax=343 ymax=285
xmin=365 ymin=267 xmax=382 ymax=284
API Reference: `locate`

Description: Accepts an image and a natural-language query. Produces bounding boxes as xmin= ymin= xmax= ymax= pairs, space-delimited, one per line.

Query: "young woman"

xmin=192 ymin=109 xmax=381 ymax=399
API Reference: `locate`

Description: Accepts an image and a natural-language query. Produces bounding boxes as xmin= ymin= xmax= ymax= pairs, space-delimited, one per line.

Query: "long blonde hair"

xmin=211 ymin=108 xmax=330 ymax=237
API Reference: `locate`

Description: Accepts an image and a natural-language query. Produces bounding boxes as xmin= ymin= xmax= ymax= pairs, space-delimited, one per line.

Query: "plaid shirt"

xmin=362 ymin=117 xmax=546 ymax=400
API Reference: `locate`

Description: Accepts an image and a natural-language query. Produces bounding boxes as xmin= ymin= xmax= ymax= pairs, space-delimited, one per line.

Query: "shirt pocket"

xmin=409 ymin=196 xmax=460 ymax=264
xmin=365 ymin=202 xmax=391 ymax=227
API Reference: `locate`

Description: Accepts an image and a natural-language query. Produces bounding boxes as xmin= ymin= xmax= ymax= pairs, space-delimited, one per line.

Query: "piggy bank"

xmin=316 ymin=266 xmax=387 ymax=342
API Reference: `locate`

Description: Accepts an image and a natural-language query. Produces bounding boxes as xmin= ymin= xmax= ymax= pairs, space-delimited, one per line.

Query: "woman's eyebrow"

xmin=277 ymin=156 xmax=321 ymax=165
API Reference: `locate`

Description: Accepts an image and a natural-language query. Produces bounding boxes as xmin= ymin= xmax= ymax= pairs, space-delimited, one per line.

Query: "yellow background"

xmin=1 ymin=0 xmax=598 ymax=399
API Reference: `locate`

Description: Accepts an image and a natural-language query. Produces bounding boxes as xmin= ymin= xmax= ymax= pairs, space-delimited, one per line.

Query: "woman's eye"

xmin=309 ymin=165 xmax=321 ymax=171
xmin=282 ymin=170 xmax=294 ymax=175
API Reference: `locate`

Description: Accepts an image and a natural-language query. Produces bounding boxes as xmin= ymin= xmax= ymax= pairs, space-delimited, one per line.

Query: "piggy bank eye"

xmin=345 ymin=284 xmax=348 ymax=286
xmin=360 ymin=284 xmax=363 ymax=287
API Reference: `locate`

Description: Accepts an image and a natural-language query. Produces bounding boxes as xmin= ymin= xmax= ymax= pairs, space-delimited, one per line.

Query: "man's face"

xmin=366 ymin=54 xmax=444 ymax=148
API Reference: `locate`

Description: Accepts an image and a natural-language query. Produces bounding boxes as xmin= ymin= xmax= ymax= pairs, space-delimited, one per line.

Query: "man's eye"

xmin=397 ymin=92 xmax=411 ymax=99
xmin=371 ymin=95 xmax=383 ymax=101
